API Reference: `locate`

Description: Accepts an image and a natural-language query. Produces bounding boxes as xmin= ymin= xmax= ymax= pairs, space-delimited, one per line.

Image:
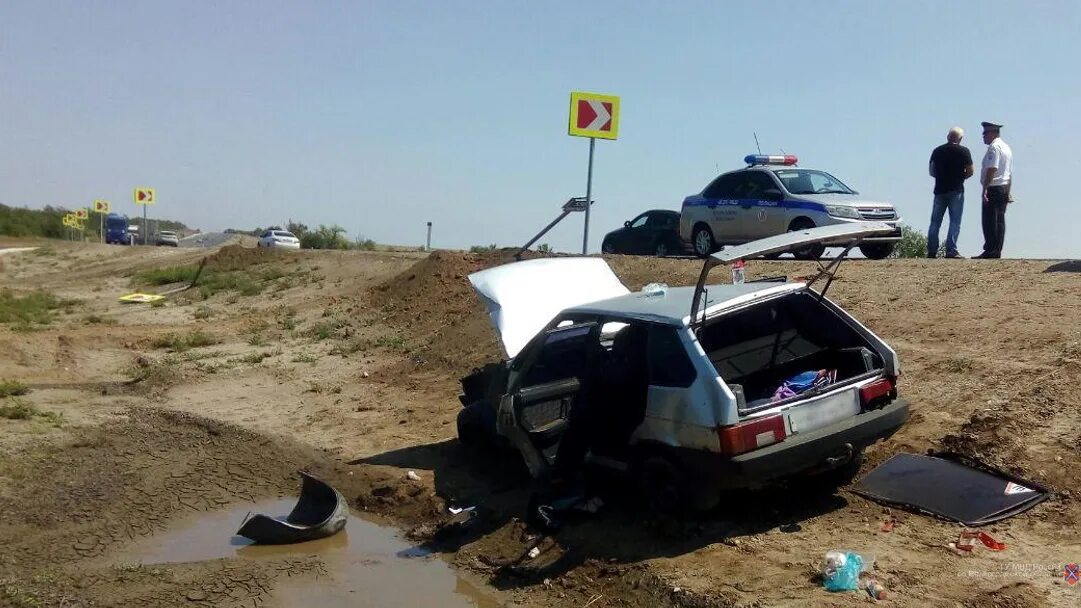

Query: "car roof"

xmin=563 ymin=282 xmax=805 ymax=327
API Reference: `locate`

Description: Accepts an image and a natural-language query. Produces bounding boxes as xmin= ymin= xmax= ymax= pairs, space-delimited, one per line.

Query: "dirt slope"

xmin=1 ymin=242 xmax=1078 ymax=608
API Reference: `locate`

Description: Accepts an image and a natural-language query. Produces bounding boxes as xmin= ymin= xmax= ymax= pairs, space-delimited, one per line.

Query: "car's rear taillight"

xmin=718 ymin=415 xmax=787 ymax=455
xmin=860 ymin=376 xmax=895 ymax=408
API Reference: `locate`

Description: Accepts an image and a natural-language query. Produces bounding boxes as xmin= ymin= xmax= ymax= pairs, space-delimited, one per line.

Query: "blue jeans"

xmin=927 ymin=190 xmax=964 ymax=257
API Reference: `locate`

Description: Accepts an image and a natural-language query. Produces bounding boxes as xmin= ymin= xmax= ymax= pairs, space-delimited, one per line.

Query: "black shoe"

xmin=973 ymin=252 xmax=990 ymax=259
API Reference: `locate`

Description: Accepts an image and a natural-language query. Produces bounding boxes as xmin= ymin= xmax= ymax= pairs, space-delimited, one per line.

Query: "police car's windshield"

xmin=773 ymin=169 xmax=854 ymax=195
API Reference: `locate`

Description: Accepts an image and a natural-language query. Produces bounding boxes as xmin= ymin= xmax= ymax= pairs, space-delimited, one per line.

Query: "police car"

xmin=679 ymin=155 xmax=902 ymax=259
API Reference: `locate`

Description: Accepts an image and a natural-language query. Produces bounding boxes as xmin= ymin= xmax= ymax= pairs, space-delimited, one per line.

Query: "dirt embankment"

xmin=1 ymin=242 xmax=1079 ymax=608
xmin=368 ymin=252 xmax=1080 ymax=607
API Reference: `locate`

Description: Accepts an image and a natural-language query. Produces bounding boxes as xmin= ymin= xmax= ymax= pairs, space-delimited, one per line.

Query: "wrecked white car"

xmin=457 ymin=223 xmax=909 ymax=511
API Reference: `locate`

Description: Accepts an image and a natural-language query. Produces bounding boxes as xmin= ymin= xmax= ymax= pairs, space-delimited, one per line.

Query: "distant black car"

xmin=601 ymin=210 xmax=687 ymax=257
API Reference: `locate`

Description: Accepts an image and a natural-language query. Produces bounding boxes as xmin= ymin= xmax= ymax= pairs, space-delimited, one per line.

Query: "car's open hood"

xmin=468 ymin=258 xmax=629 ymax=358
xmin=691 ymin=222 xmax=896 ymax=323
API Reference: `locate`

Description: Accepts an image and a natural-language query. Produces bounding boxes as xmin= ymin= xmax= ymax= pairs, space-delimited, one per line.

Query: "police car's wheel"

xmin=788 ymin=219 xmax=826 ymax=260
xmin=692 ymin=225 xmax=715 ymax=258
xmin=859 ymin=243 xmax=895 ymax=260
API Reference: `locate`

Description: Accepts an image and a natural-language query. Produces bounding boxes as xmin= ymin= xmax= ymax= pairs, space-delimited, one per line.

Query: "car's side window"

xmin=629 ymin=214 xmax=648 ymax=229
xmin=260 ymin=231 xmax=271 ymax=238
xmin=743 ymin=172 xmax=779 ymax=198
xmin=650 ymin=213 xmax=675 ymax=228
xmin=520 ymin=324 xmax=596 ymax=388
xmin=702 ymin=173 xmax=740 ymax=199
xmin=647 ymin=326 xmax=696 ymax=387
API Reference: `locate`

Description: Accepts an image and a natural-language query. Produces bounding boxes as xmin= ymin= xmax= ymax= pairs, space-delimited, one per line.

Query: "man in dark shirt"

xmin=927 ymin=127 xmax=974 ymax=258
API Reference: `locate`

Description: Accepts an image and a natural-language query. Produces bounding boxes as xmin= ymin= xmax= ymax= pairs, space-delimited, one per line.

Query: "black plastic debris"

xmin=236 ymin=472 xmax=348 ymax=544
xmin=1044 ymin=260 xmax=1081 ymax=273
xmin=852 ymin=453 xmax=1048 ymax=526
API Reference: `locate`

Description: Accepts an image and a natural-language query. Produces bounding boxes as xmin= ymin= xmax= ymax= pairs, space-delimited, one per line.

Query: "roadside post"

xmin=426 ymin=222 xmax=432 ymax=251
xmin=133 ymin=187 xmax=155 ymax=245
xmin=94 ymin=200 xmax=110 ymax=243
xmin=568 ymin=91 xmax=620 ymax=254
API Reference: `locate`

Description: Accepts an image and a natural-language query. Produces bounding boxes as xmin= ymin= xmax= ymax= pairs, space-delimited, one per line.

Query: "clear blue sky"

xmin=2 ymin=1 xmax=1078 ymax=257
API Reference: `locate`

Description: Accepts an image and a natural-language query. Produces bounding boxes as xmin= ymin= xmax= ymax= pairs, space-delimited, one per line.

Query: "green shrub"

xmin=134 ymin=266 xmax=200 ymax=285
xmin=469 ymin=244 xmax=498 ymax=253
xmin=151 ymin=331 xmax=221 ymax=352
xmin=890 ymin=225 xmax=929 ymax=259
xmin=0 ymin=399 xmax=36 ymax=420
xmin=0 ymin=289 xmax=69 ymax=327
xmin=0 ymin=398 xmax=63 ymax=426
xmin=0 ymin=380 xmax=29 ymax=398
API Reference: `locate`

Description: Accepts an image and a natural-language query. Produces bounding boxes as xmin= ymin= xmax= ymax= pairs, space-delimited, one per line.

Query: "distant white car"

xmin=156 ymin=230 xmax=179 ymax=247
xmin=258 ymin=230 xmax=301 ymax=249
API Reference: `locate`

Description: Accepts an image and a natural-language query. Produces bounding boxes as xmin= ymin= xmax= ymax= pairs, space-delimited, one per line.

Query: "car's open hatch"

xmin=469 ymin=258 xmax=629 ymax=358
xmin=691 ymin=222 xmax=896 ymax=323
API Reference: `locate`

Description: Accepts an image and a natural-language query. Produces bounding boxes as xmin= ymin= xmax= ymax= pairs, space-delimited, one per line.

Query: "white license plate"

xmin=787 ymin=390 xmax=860 ymax=434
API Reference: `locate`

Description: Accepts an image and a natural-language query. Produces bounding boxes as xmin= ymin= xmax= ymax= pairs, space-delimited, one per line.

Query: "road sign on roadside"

xmin=134 ymin=187 xmax=155 ymax=205
xmin=562 ymin=197 xmax=592 ymax=213
xmin=569 ymin=91 xmax=620 ymax=140
xmin=567 ymin=91 xmax=620 ymax=254
xmin=62 ymin=214 xmax=75 ymax=227
xmin=75 ymin=208 xmax=88 ymax=220
xmin=94 ymin=200 xmax=110 ymax=213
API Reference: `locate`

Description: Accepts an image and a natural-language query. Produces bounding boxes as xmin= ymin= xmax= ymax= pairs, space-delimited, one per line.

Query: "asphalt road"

xmin=179 ymin=233 xmax=234 ymax=248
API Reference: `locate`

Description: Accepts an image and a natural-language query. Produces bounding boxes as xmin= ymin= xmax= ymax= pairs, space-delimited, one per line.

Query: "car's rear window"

xmin=699 ymin=292 xmax=881 ymax=404
xmin=273 ymin=231 xmax=296 ymax=238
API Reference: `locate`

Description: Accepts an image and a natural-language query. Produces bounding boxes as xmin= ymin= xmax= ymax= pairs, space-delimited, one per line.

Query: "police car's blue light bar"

xmin=744 ymin=154 xmax=798 ymax=166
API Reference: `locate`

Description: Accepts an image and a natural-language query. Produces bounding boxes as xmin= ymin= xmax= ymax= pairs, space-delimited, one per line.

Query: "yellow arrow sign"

xmin=569 ymin=91 xmax=620 ymax=140
xmin=134 ymin=187 xmax=155 ymax=205
xmin=75 ymin=208 xmax=88 ymax=220
xmin=94 ymin=199 xmax=110 ymax=213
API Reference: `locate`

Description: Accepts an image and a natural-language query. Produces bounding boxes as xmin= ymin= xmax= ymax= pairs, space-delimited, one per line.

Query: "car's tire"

xmin=788 ymin=218 xmax=826 ymax=260
xmin=691 ymin=224 xmax=716 ymax=258
xmin=601 ymin=239 xmax=616 ymax=254
xmin=654 ymin=240 xmax=670 ymax=258
xmin=859 ymin=243 xmax=895 ymax=260
xmin=456 ymin=401 xmax=497 ymax=451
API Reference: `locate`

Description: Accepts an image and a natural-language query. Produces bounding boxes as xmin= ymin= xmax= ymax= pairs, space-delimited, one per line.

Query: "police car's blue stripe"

xmin=681 ymin=197 xmax=826 ymax=212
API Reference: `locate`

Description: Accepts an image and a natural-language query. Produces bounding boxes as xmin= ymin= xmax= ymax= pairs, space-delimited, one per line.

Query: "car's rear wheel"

xmin=691 ymin=224 xmax=716 ymax=258
xmin=637 ymin=456 xmax=686 ymax=514
xmin=859 ymin=243 xmax=895 ymax=260
xmin=788 ymin=218 xmax=826 ymax=260
xmin=654 ymin=240 xmax=669 ymax=258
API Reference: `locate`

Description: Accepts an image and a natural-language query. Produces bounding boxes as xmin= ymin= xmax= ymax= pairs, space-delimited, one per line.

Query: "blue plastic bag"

xmin=822 ymin=550 xmax=863 ymax=592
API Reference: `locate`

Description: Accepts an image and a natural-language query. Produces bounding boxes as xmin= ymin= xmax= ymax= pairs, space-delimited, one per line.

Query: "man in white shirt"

xmin=975 ymin=121 xmax=1013 ymax=259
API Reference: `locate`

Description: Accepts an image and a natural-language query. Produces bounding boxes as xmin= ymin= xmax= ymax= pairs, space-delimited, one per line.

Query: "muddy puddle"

xmin=118 ymin=499 xmax=501 ymax=607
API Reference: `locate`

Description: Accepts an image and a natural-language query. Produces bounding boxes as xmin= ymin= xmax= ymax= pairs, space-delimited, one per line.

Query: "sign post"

xmin=133 ymin=187 xmax=155 ymax=245
xmin=94 ymin=200 xmax=110 ymax=243
xmin=568 ymin=91 xmax=619 ymax=254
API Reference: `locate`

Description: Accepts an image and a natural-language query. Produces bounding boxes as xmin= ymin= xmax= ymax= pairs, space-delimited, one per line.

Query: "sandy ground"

xmin=1 ymin=238 xmax=1079 ymax=608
